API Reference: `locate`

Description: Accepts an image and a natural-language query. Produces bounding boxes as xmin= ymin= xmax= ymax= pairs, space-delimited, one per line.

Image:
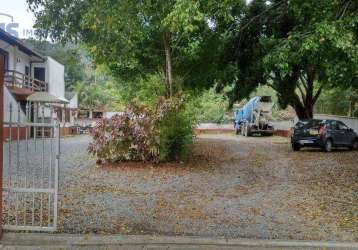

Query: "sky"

xmin=1 ymin=0 xmax=36 ymax=38
xmin=1 ymin=0 xmax=253 ymax=39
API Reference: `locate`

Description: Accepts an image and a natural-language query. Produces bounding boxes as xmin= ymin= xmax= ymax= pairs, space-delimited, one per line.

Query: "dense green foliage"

xmin=158 ymin=99 xmax=196 ymax=161
xmin=107 ymin=74 xmax=167 ymax=110
xmin=315 ymin=88 xmax=358 ymax=117
xmin=193 ymin=88 xmax=231 ymax=124
xmin=27 ymin=0 xmax=244 ymax=97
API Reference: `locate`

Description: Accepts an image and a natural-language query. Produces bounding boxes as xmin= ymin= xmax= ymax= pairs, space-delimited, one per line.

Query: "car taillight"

xmin=319 ymin=125 xmax=326 ymax=136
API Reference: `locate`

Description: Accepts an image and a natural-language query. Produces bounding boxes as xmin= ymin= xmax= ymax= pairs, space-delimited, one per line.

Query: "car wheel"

xmin=350 ymin=140 xmax=358 ymax=150
xmin=324 ymin=139 xmax=333 ymax=152
xmin=292 ymin=143 xmax=300 ymax=151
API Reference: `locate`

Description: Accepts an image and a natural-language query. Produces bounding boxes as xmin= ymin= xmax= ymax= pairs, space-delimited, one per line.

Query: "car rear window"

xmin=295 ymin=120 xmax=322 ymax=129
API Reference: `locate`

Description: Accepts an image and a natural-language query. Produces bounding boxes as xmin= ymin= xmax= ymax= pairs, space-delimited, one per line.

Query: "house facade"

xmin=0 ymin=28 xmax=78 ymax=139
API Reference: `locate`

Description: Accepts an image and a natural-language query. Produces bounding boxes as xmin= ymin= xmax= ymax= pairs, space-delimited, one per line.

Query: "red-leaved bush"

xmin=88 ymin=96 xmax=193 ymax=163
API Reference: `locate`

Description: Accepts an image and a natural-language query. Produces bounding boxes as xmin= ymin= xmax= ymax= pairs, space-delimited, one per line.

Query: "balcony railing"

xmin=4 ymin=70 xmax=48 ymax=92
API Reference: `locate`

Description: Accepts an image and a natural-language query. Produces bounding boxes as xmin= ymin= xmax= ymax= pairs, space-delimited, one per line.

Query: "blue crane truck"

xmin=234 ymin=96 xmax=274 ymax=136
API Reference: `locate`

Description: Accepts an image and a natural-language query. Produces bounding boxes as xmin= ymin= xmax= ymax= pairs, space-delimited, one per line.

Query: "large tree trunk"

xmin=163 ymin=32 xmax=173 ymax=97
xmin=292 ymin=96 xmax=314 ymax=120
xmin=274 ymin=67 xmax=321 ymax=120
xmin=291 ymin=69 xmax=321 ymax=120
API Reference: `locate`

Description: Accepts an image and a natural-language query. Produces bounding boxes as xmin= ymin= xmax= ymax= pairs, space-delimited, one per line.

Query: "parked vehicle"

xmin=291 ymin=119 xmax=358 ymax=152
xmin=233 ymin=96 xmax=274 ymax=136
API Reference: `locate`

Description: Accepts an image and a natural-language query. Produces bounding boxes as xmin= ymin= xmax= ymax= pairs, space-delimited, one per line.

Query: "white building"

xmin=65 ymin=91 xmax=79 ymax=124
xmin=0 ymin=28 xmax=78 ymax=138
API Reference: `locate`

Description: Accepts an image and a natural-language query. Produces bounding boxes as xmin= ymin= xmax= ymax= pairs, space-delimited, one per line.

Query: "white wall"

xmin=46 ymin=57 xmax=65 ymax=100
xmin=3 ymin=86 xmax=26 ymax=123
xmin=104 ymin=112 xmax=123 ymax=119
xmin=0 ymin=40 xmax=31 ymax=74
xmin=15 ymin=49 xmax=31 ymax=74
xmin=32 ymin=56 xmax=65 ymax=100
xmin=68 ymin=93 xmax=78 ymax=109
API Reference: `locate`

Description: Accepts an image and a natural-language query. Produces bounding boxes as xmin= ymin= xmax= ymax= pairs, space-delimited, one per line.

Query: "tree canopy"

xmin=27 ymin=0 xmax=358 ymax=119
xmin=222 ymin=0 xmax=358 ymax=119
xmin=28 ymin=0 xmax=245 ymax=97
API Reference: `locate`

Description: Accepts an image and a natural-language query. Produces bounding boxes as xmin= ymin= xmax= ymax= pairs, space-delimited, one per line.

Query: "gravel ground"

xmin=3 ymin=134 xmax=358 ymax=241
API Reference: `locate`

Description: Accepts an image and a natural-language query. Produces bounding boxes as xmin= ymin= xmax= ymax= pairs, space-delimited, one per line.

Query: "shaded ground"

xmin=56 ymin=134 xmax=357 ymax=241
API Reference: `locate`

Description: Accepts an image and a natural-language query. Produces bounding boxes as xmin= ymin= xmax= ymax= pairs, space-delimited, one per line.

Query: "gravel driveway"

xmin=50 ymin=134 xmax=357 ymax=241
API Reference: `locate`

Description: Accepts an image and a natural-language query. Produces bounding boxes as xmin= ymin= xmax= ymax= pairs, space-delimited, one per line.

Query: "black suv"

xmin=291 ymin=119 xmax=358 ymax=152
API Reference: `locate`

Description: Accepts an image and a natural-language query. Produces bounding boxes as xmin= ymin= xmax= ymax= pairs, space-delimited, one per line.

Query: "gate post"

xmin=0 ymin=54 xmax=4 ymax=237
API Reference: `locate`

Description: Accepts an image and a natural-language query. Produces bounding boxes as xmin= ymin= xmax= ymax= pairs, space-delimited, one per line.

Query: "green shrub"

xmin=88 ymin=96 xmax=195 ymax=163
xmin=158 ymin=98 xmax=195 ymax=161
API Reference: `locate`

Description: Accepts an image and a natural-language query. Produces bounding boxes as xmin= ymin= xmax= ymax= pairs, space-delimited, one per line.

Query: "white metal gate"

xmin=3 ymin=102 xmax=60 ymax=231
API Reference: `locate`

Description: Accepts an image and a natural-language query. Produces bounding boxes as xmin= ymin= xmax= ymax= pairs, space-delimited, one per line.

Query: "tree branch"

xmin=292 ymin=92 xmax=304 ymax=109
xmin=297 ymin=83 xmax=306 ymax=102
xmin=299 ymin=75 xmax=308 ymax=91
xmin=267 ymin=82 xmax=278 ymax=91
xmin=313 ymin=84 xmax=323 ymax=104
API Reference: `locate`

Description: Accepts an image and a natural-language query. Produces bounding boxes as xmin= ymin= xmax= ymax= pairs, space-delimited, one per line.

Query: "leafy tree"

xmin=315 ymin=87 xmax=358 ymax=117
xmin=223 ymin=0 xmax=358 ymax=119
xmin=27 ymin=0 xmax=357 ymax=120
xmin=27 ymin=0 xmax=245 ymax=97
xmin=73 ymin=81 xmax=111 ymax=109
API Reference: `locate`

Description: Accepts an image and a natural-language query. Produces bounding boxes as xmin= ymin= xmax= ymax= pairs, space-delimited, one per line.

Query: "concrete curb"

xmin=1 ymin=233 xmax=358 ymax=249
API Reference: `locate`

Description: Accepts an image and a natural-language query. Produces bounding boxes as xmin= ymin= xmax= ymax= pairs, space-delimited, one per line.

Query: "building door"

xmin=34 ymin=67 xmax=45 ymax=82
xmin=25 ymin=66 xmax=29 ymax=76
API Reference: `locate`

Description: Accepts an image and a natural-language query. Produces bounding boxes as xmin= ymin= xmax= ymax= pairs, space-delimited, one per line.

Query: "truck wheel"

xmin=324 ymin=139 xmax=333 ymax=152
xmin=246 ymin=125 xmax=251 ymax=137
xmin=235 ymin=128 xmax=240 ymax=135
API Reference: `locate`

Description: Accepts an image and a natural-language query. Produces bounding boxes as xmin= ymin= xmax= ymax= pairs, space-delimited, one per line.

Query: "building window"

xmin=78 ymin=110 xmax=90 ymax=119
xmin=93 ymin=112 xmax=103 ymax=119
